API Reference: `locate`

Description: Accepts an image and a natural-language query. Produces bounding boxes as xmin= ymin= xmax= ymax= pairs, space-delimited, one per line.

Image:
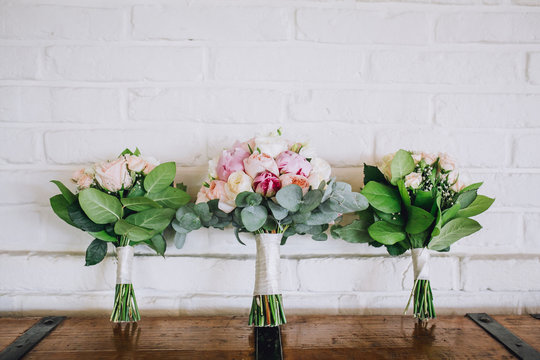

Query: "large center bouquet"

xmin=172 ymin=131 xmax=368 ymax=326
xmin=332 ymin=150 xmax=494 ymax=322
xmin=50 ymin=148 xmax=190 ymax=322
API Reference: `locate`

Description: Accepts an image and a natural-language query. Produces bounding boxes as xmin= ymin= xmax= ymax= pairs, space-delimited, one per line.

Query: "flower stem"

xmin=110 ymin=284 xmax=140 ymax=323
xmin=406 ymin=279 xmax=435 ymax=322
xmin=249 ymin=294 xmax=286 ymax=327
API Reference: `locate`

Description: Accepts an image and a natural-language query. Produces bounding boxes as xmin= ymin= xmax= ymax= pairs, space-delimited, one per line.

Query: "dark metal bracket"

xmin=467 ymin=313 xmax=540 ymax=360
xmin=0 ymin=316 xmax=65 ymax=360
xmin=255 ymin=326 xmax=283 ymax=360
xmin=530 ymin=314 xmax=540 ymax=320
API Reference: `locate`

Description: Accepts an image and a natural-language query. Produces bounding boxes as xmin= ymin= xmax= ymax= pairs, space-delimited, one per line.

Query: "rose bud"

xmin=253 ymin=171 xmax=282 ymax=197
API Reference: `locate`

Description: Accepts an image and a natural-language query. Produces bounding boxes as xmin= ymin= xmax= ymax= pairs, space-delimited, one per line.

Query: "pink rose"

xmin=275 ymin=150 xmax=312 ymax=177
xmin=253 ymin=171 xmax=282 ymax=197
xmin=77 ymin=174 xmax=94 ymax=189
xmin=195 ymin=186 xmax=210 ymax=204
xmin=72 ymin=168 xmax=85 ymax=182
xmin=95 ymin=157 xmax=132 ymax=192
xmin=243 ymin=153 xmax=279 ymax=179
xmin=125 ymin=155 xmax=146 ymax=172
xmin=216 ymin=146 xmax=250 ymax=181
xmin=206 ymin=180 xmax=227 ymax=201
xmin=280 ymin=174 xmax=310 ymax=195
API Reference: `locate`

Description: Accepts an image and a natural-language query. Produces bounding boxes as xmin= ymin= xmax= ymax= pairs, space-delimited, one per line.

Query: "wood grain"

xmin=0 ymin=317 xmax=40 ymax=350
xmin=0 ymin=315 xmax=535 ymax=359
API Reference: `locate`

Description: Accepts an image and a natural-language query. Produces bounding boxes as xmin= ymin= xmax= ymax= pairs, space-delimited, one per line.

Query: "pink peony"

xmin=243 ymin=153 xmax=279 ymax=179
xmin=253 ymin=171 xmax=282 ymax=197
xmin=206 ymin=180 xmax=228 ymax=201
xmin=95 ymin=157 xmax=132 ymax=192
xmin=275 ymin=150 xmax=312 ymax=177
xmin=216 ymin=146 xmax=250 ymax=181
xmin=196 ymin=186 xmax=210 ymax=204
xmin=280 ymin=174 xmax=310 ymax=195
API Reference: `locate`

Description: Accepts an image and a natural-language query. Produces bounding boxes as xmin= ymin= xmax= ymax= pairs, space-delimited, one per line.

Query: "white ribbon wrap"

xmin=411 ymin=248 xmax=430 ymax=281
xmin=116 ymin=246 xmax=134 ymax=284
xmin=254 ymin=234 xmax=281 ymax=295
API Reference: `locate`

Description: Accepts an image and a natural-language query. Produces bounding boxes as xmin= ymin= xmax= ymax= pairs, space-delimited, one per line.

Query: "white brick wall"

xmin=0 ymin=0 xmax=539 ymax=317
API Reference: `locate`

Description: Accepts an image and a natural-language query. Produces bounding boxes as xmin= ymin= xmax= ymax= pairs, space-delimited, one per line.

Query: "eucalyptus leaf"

xmin=144 ymin=162 xmax=176 ymax=193
xmin=456 ymin=195 xmax=494 ymax=218
xmin=428 ymin=217 xmax=482 ymax=251
xmin=178 ymin=212 xmax=202 ymax=231
xmin=241 ymin=205 xmax=268 ymax=232
xmin=275 ymin=185 xmax=303 ymax=212
xmin=121 ymin=196 xmax=161 ymax=211
xmin=234 ymin=227 xmax=247 ymax=245
xmin=267 ymin=200 xmax=288 ymax=221
xmin=332 ymin=219 xmax=372 ymax=243
xmin=50 ymin=180 xmax=76 ymax=204
xmin=312 ymin=233 xmax=327 ymax=241
xmin=78 ymin=188 xmax=122 ymax=224
xmin=368 ymin=221 xmax=406 ymax=245
xmin=299 ymin=189 xmax=323 ymax=213
xmin=174 ymin=232 xmax=187 ymax=249
xmin=390 ymin=150 xmax=415 ymax=185
xmin=362 ymin=181 xmax=401 ymax=214
xmin=85 ymin=239 xmax=107 ymax=266
xmin=305 ymin=208 xmax=340 ymax=226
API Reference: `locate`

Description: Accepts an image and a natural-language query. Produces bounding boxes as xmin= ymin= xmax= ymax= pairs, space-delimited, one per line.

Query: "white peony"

xmin=404 ymin=172 xmax=422 ymax=189
xmin=207 ymin=156 xmax=219 ymax=179
xmin=254 ymin=135 xmax=288 ymax=158
xmin=225 ymin=171 xmax=253 ymax=200
xmin=308 ymin=157 xmax=332 ymax=188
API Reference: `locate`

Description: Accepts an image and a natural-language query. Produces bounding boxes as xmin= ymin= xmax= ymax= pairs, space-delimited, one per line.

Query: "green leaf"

xmin=51 ymin=180 xmax=77 ymax=204
xmin=150 ymin=234 xmax=166 ymax=256
xmin=390 ymin=150 xmax=415 ymax=185
xmin=241 ymin=205 xmax=268 ymax=232
xmin=456 ymin=195 xmax=495 ymax=218
xmin=428 ymin=217 xmax=482 ymax=251
xmin=127 ymin=182 xmax=145 ymax=198
xmin=275 ymin=185 xmax=303 ymax=212
xmin=299 ymin=189 xmax=323 ymax=213
xmin=50 ymin=194 xmax=75 ymax=226
xmin=178 ymin=212 xmax=202 ymax=231
xmin=121 ymin=196 xmax=162 ymax=211
xmin=460 ymin=182 xmax=483 ymax=193
xmin=234 ymin=227 xmax=247 ymax=246
xmin=386 ymin=241 xmax=409 ymax=256
xmin=267 ymin=200 xmax=288 ymax=221
xmin=363 ymin=164 xmax=387 ymax=184
xmin=332 ymin=219 xmax=372 ymax=243
xmin=305 ymin=208 xmax=340 ymax=226
xmin=89 ymin=230 xmax=118 ymax=242
xmin=312 ymin=233 xmax=327 ymax=241
xmin=397 ymin=180 xmax=411 ymax=207
xmin=146 ymin=187 xmax=190 ymax=209
xmin=144 ymin=162 xmax=176 ymax=193
xmin=456 ymin=190 xmax=477 ymax=209
xmin=85 ymin=239 xmax=107 ymax=266
xmin=361 ymin=181 xmax=401 ymax=214
xmin=114 ymin=219 xmax=156 ymax=242
xmin=78 ymin=188 xmax=122 ymax=224
xmin=368 ymin=221 xmax=406 ymax=245
xmin=409 ymin=230 xmax=429 ymax=249
xmin=174 ymin=232 xmax=187 ymax=249
xmin=120 ymin=148 xmax=134 ymax=156
xmin=126 ymin=208 xmax=175 ymax=232
xmin=442 ymin=202 xmax=461 ymax=226
xmin=414 ymin=191 xmax=434 ymax=212
xmin=373 ymin=208 xmax=405 ymax=226
xmin=67 ymin=201 xmax=105 ymax=232
xmin=431 ymin=195 xmax=443 ymax=237
xmin=405 ymin=206 xmax=435 ymax=234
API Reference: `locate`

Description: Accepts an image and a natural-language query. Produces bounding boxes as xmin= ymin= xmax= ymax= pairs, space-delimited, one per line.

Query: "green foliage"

xmin=428 ymin=218 xmax=482 ymax=251
xmin=368 ymin=221 xmax=406 ymax=245
xmin=78 ymin=188 xmax=122 ymax=224
xmin=85 ymin=239 xmax=108 ymax=266
xmin=114 ymin=219 xmax=156 ymax=242
xmin=275 ymin=185 xmax=303 ymax=212
xmin=144 ymin=162 xmax=176 ymax=193
xmin=50 ymin=194 xmax=75 ymax=226
xmin=405 ymin=206 xmax=435 ymax=234
xmin=363 ymin=164 xmax=387 ymax=184
xmin=362 ymin=181 xmax=401 ymax=214
xmin=456 ymin=195 xmax=494 ymax=218
xmin=390 ymin=150 xmax=415 ymax=185
xmin=241 ymin=205 xmax=268 ymax=232
xmin=121 ymin=196 xmax=161 ymax=211
xmin=50 ymin=180 xmax=76 ymax=204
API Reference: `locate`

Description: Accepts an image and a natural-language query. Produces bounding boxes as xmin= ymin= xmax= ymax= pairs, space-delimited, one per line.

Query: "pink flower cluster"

xmin=71 ymin=154 xmax=159 ymax=192
xmin=196 ymin=134 xmax=332 ymax=213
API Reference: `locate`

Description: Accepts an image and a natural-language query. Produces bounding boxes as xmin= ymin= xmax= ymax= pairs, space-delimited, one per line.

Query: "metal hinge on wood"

xmin=467 ymin=313 xmax=540 ymax=360
xmin=0 ymin=316 xmax=65 ymax=360
xmin=255 ymin=326 xmax=283 ymax=360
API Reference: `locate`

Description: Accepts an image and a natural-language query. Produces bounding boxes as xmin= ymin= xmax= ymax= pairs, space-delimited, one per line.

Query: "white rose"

xmin=438 ymin=153 xmax=455 ymax=171
xmin=308 ymin=157 xmax=332 ymax=188
xmin=225 ymin=171 xmax=253 ymax=200
xmin=298 ymin=143 xmax=317 ymax=158
xmin=142 ymin=156 xmax=160 ymax=174
xmin=254 ymin=135 xmax=288 ymax=158
xmin=411 ymin=152 xmax=422 ymax=164
xmin=404 ymin=172 xmax=422 ymax=189
xmin=207 ymin=156 xmax=219 ymax=179
xmin=378 ymin=152 xmax=395 ymax=180
xmin=125 ymin=155 xmax=146 ymax=172
xmin=422 ymin=152 xmax=437 ymax=165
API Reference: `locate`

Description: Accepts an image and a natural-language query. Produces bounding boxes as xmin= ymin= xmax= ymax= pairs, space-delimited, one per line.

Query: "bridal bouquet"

xmin=49 ymin=148 xmax=190 ymax=322
xmin=172 ymin=130 xmax=368 ymax=326
xmin=332 ymin=150 xmax=494 ymax=321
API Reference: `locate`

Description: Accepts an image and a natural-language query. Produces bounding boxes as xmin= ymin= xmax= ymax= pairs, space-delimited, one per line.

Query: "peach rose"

xmin=95 ymin=157 xmax=133 ymax=192
xmin=404 ymin=172 xmax=422 ymax=189
xmin=142 ymin=156 xmax=159 ymax=174
xmin=243 ymin=153 xmax=279 ymax=179
xmin=125 ymin=155 xmax=146 ymax=172
xmin=280 ymin=174 xmax=310 ymax=195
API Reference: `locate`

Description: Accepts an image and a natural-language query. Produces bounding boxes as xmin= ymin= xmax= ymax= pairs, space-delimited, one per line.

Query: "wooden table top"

xmin=1 ymin=315 xmax=538 ymax=359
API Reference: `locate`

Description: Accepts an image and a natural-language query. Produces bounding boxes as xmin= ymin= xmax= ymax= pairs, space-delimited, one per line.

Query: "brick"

xmin=290 ymin=90 xmax=430 ymax=124
xmin=297 ymin=9 xmax=428 ymax=45
xmin=374 ymin=128 xmax=508 ymax=168
xmin=462 ymin=258 xmax=540 ymax=291
xmin=524 ymin=213 xmax=540 ymax=250
xmin=0 ymin=170 xmax=72 ymax=206
xmin=129 ymin=87 xmax=285 ymax=123
xmin=44 ymin=46 xmax=204 ymax=81
xmin=133 ymin=5 xmax=289 ymax=41
xmin=0 ymin=128 xmax=40 ymax=164
xmin=513 ymin=134 xmax=540 ymax=167
xmin=214 ymin=47 xmax=366 ymax=82
xmin=436 ymin=13 xmax=540 ymax=43
xmin=0 ymin=5 xmax=127 ymax=40
xmin=402 ymin=255 xmax=458 ymax=291
xmin=527 ymin=53 xmax=540 ymax=84
xmin=370 ymin=51 xmax=522 ymax=85
xmin=435 ymin=94 xmax=540 ymax=128
xmin=297 ymin=257 xmax=409 ymax=292
xmin=490 ymin=173 xmax=540 ymax=208
xmin=0 ymin=207 xmax=43 ymax=251
xmin=514 ymin=0 xmax=540 ymax=5
xmin=453 ymin=212 xmax=522 ymax=250
xmin=44 ymin=128 xmax=207 ymax=165
xmin=0 ymin=47 xmax=40 ymax=80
